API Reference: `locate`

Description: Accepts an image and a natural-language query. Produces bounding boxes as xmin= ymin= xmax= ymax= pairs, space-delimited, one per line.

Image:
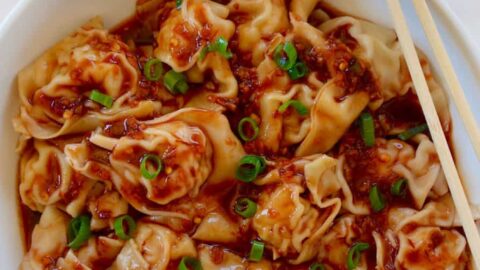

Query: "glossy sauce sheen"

xmin=18 ymin=1 xmax=460 ymax=269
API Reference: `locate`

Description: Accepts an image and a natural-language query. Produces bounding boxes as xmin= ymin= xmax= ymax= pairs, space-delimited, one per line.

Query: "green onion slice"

xmin=114 ymin=215 xmax=137 ymax=240
xmin=235 ymin=155 xmax=266 ymax=183
xmin=140 ymin=154 xmax=163 ymax=180
xmin=309 ymin=263 xmax=326 ymax=270
xmin=144 ymin=59 xmax=164 ymax=81
xmin=287 ymin=61 xmax=309 ymax=80
xmin=249 ymin=240 xmax=265 ymax=262
xmin=199 ymin=36 xmax=232 ymax=60
xmin=176 ymin=0 xmax=183 ymax=9
xmin=234 ymin=198 xmax=257 ymax=218
xmin=391 ymin=178 xmax=408 ymax=196
xmin=274 ymin=42 xmax=298 ymax=71
xmin=369 ymin=185 xmax=386 ymax=212
xmin=238 ymin=117 xmax=259 ymax=142
xmin=199 ymin=47 xmax=209 ymax=61
xmin=347 ymin=242 xmax=369 ymax=270
xmin=178 ymin=256 xmax=202 ymax=270
xmin=398 ymin=123 xmax=428 ymax=141
xmin=164 ymin=70 xmax=189 ymax=94
xmin=89 ymin=90 xmax=113 ymax=109
xmin=212 ymin=36 xmax=232 ymax=59
xmin=278 ymin=100 xmax=309 ymax=116
xmin=360 ymin=112 xmax=375 ymax=147
xmin=67 ymin=215 xmax=91 ymax=250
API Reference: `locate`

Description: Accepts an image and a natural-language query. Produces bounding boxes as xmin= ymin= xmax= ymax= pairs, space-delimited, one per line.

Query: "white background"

xmin=1 ymin=0 xmax=478 ymax=50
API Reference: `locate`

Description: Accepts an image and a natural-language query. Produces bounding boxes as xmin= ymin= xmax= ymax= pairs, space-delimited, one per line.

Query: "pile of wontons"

xmin=14 ymin=0 xmax=473 ymax=269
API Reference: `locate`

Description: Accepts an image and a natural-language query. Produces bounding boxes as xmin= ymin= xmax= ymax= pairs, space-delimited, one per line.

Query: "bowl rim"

xmin=1 ymin=0 xmax=479 ymax=267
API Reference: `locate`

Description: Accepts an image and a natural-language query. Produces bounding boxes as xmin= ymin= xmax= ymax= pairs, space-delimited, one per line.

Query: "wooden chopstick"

xmin=412 ymin=0 xmax=480 ymax=161
xmin=386 ymin=0 xmax=480 ymax=268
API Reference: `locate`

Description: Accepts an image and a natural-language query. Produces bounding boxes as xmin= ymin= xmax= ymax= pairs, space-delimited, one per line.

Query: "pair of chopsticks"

xmin=387 ymin=0 xmax=480 ymax=268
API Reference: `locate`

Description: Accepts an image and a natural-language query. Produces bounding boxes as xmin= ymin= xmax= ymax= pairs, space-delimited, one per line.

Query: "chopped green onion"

xmin=144 ymin=59 xmax=164 ymax=81
xmin=398 ymin=123 xmax=428 ymax=141
xmin=164 ymin=70 xmax=189 ymax=94
xmin=391 ymin=178 xmax=408 ymax=196
xmin=360 ymin=112 xmax=375 ymax=147
xmin=347 ymin=242 xmax=369 ymax=270
xmin=175 ymin=80 xmax=189 ymax=94
xmin=89 ymin=90 xmax=113 ymax=109
xmin=274 ymin=42 xmax=298 ymax=71
xmin=287 ymin=61 xmax=309 ymax=80
xmin=369 ymin=185 xmax=385 ymax=212
xmin=176 ymin=0 xmax=183 ymax=9
xmin=199 ymin=47 xmax=208 ymax=61
xmin=238 ymin=117 xmax=259 ymax=142
xmin=199 ymin=36 xmax=232 ymax=60
xmin=140 ymin=154 xmax=163 ymax=180
xmin=234 ymin=198 xmax=257 ymax=218
xmin=178 ymin=256 xmax=202 ymax=270
xmin=249 ymin=240 xmax=265 ymax=262
xmin=114 ymin=215 xmax=137 ymax=240
xmin=67 ymin=215 xmax=91 ymax=250
xmin=235 ymin=155 xmax=266 ymax=183
xmin=309 ymin=263 xmax=326 ymax=270
xmin=212 ymin=36 xmax=232 ymax=59
xmin=278 ymin=100 xmax=308 ymax=116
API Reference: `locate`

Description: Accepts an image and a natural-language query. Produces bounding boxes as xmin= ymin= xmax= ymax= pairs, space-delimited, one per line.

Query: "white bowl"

xmin=0 ymin=0 xmax=479 ymax=268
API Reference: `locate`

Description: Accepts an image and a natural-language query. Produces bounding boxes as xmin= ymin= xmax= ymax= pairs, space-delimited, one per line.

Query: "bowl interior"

xmin=0 ymin=0 xmax=134 ymax=265
xmin=0 ymin=0 xmax=479 ymax=267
